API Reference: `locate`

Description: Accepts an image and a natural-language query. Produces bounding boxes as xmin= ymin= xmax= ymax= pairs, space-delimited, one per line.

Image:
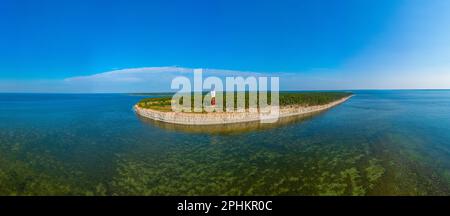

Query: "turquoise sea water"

xmin=0 ymin=90 xmax=450 ymax=195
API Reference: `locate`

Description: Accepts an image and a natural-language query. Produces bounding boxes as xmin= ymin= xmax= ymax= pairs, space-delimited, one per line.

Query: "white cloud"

xmin=59 ymin=66 xmax=268 ymax=93
xmin=2 ymin=66 xmax=271 ymax=93
xmin=64 ymin=66 xmax=193 ymax=83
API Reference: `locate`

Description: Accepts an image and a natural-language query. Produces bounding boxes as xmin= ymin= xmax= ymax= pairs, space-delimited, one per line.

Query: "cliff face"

xmin=134 ymin=96 xmax=351 ymax=125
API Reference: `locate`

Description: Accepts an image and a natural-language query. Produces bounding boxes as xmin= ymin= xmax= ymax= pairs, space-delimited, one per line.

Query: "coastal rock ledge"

xmin=134 ymin=96 xmax=352 ymax=125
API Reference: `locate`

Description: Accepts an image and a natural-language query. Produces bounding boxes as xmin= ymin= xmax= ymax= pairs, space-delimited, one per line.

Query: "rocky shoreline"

xmin=134 ymin=96 xmax=352 ymax=125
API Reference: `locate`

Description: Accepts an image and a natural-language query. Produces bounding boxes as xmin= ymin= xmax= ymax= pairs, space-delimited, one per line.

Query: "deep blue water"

xmin=0 ymin=90 xmax=450 ymax=195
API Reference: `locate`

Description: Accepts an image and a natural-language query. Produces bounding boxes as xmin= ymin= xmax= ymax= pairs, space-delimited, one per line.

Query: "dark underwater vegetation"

xmin=0 ymin=90 xmax=450 ymax=195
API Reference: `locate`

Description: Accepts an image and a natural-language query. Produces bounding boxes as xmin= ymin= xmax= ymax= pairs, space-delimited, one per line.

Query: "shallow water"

xmin=0 ymin=90 xmax=449 ymax=195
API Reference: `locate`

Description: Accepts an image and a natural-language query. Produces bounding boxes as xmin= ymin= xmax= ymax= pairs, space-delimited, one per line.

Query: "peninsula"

xmin=134 ymin=92 xmax=352 ymax=125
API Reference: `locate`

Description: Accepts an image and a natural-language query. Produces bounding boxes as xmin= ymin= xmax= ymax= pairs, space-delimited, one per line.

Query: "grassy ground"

xmin=136 ymin=92 xmax=352 ymax=112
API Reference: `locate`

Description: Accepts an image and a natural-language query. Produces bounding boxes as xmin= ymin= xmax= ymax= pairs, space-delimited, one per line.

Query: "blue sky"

xmin=1 ymin=0 xmax=449 ymax=92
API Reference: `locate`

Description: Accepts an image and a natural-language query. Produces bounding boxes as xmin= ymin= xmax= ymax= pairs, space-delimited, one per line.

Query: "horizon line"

xmin=1 ymin=88 xmax=450 ymax=94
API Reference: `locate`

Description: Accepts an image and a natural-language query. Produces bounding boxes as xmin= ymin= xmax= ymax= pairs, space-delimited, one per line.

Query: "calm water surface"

xmin=0 ymin=90 xmax=450 ymax=195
